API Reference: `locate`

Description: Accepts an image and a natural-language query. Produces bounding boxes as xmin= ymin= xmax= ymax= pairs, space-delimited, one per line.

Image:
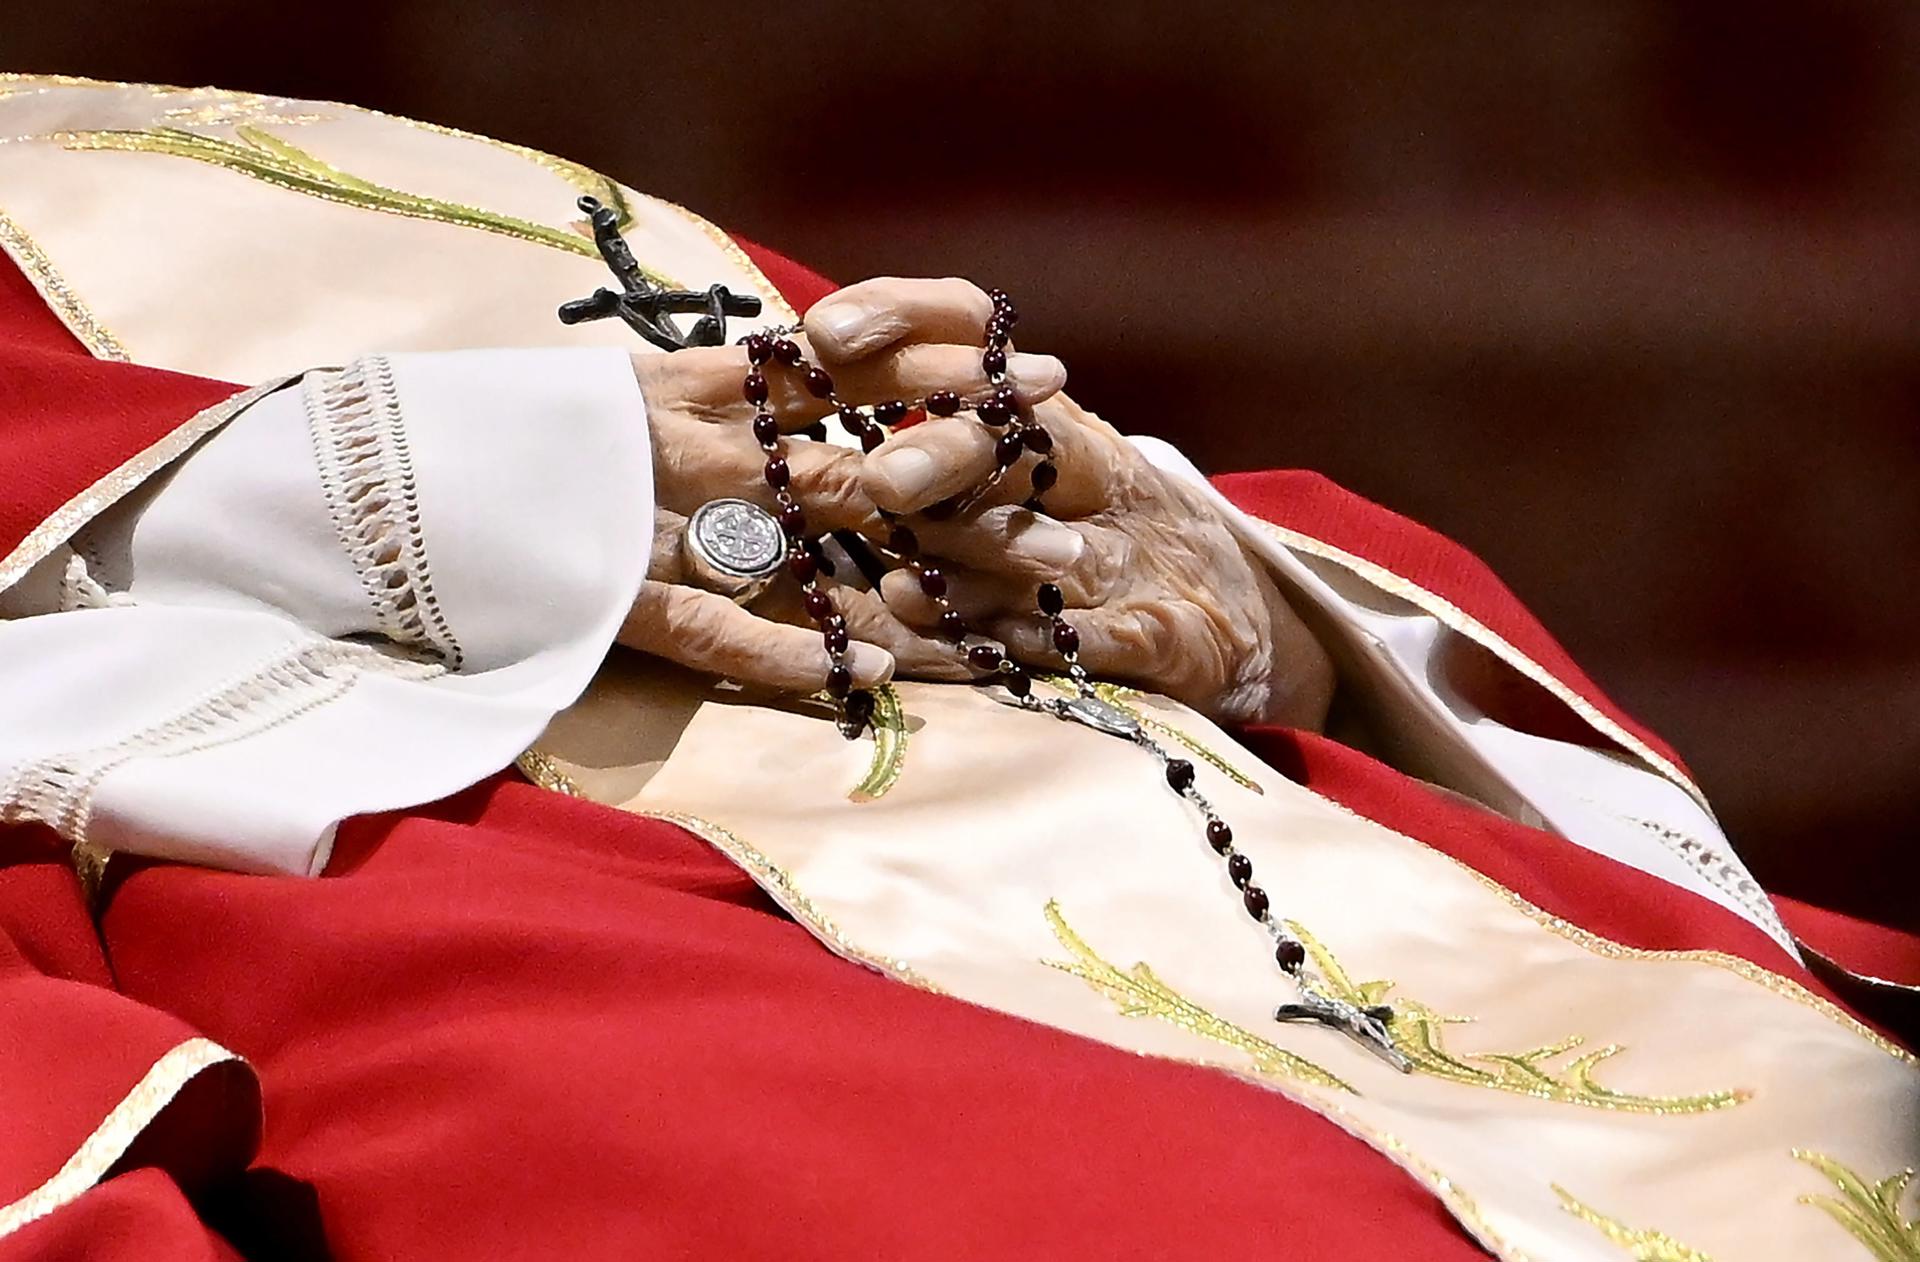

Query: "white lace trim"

xmin=0 ymin=640 xmax=443 ymax=843
xmin=304 ymin=357 xmax=464 ymax=668
xmin=58 ymin=543 xmax=131 ymax=612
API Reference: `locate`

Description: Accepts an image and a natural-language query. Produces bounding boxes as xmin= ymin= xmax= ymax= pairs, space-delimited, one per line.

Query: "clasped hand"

xmin=622 ymin=278 xmax=1333 ymax=728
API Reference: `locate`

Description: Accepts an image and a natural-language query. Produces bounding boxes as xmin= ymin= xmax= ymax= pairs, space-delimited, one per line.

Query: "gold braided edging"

xmin=0 ymin=1037 xmax=251 ymax=1239
xmin=0 ymin=378 xmax=291 ymax=596
xmin=0 ymin=203 xmax=126 ymax=359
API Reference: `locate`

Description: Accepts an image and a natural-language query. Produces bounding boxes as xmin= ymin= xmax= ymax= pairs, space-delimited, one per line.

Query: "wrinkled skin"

xmin=619 ymin=277 xmax=1333 ymax=729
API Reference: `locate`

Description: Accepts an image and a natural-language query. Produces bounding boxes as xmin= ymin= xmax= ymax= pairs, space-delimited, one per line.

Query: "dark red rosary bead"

xmin=1275 ymin=940 xmax=1307 ymax=972
xmin=763 ymin=457 xmax=790 ymax=489
xmin=843 ymin=689 xmax=876 ymax=727
xmin=860 ymin=426 xmax=886 ymax=453
xmin=1037 ymin=583 xmax=1065 ymax=615
xmin=1031 ymin=461 xmax=1059 ymax=494
xmin=1004 ymin=668 xmax=1033 ymax=698
xmin=1227 ymin=853 xmax=1253 ymax=888
xmin=804 ymin=367 xmax=835 ymax=398
xmin=804 ymin=589 xmax=834 ymax=620
xmin=938 ymin=609 xmax=967 ymax=640
xmin=787 ymin=550 xmax=819 ymax=584
xmin=1022 ymin=426 xmax=1053 ymax=454
xmin=1165 ymin=758 xmax=1196 ymax=792
xmin=995 ymin=430 xmax=1026 ymax=467
xmin=982 ymin=346 xmax=1008 ymax=377
xmin=825 ymin=663 xmax=852 ymax=697
xmin=1051 ymin=621 xmax=1080 ymax=655
xmin=743 ymin=372 xmax=769 ymax=405
xmin=926 ymin=389 xmax=961 ymax=417
xmin=838 ymin=403 xmax=865 ymax=434
xmin=966 ymin=644 xmax=1003 ymax=672
xmin=1242 ymin=885 xmax=1270 ymax=919
xmin=887 ymin=525 xmax=920 ymax=557
xmin=917 ymin=566 xmax=948 ymax=598
xmin=779 ymin=503 xmax=808 ymax=536
xmin=873 ymin=399 xmax=908 ymax=426
xmin=773 ymin=338 xmax=803 ymax=366
xmin=824 ymin=624 xmax=850 ymax=654
xmin=752 ymin=413 xmax=779 ymax=446
xmin=1206 ymin=819 xmax=1233 ymax=853
xmin=977 ymin=397 xmax=1013 ymax=427
xmin=744 ymin=333 xmax=772 ymax=365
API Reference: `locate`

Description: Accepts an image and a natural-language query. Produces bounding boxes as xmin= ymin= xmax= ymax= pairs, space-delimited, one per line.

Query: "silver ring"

xmin=682 ymin=498 xmax=787 ymax=605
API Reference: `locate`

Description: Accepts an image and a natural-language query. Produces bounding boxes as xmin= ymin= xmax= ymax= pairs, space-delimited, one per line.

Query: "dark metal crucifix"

xmin=558 ymin=196 xmax=762 ymax=352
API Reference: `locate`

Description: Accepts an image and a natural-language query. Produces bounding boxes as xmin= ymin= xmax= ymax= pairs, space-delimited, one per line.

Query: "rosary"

xmin=562 ymin=197 xmax=1411 ymax=1072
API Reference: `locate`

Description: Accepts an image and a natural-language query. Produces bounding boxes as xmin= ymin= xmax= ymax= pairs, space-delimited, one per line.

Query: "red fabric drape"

xmin=0 ymin=261 xmax=240 ymax=565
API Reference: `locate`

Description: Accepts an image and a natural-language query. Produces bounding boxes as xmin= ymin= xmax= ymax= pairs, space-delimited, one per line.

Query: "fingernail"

xmin=810 ymin=301 xmax=882 ymax=354
xmin=872 ymin=446 xmax=937 ymax=501
xmin=848 ymin=642 xmax=896 ymax=684
xmin=1005 ymin=516 xmax=1085 ymax=568
xmin=1006 ymin=353 xmax=1066 ymax=401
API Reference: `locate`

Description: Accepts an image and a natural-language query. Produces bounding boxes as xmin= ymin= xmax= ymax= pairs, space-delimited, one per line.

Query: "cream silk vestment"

xmin=0 ymin=76 xmax=1913 ymax=1260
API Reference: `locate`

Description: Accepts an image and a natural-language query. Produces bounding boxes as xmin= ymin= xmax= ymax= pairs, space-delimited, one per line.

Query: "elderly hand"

xmin=619 ymin=286 xmax=1067 ymax=694
xmin=806 ymin=282 xmax=1333 ymax=728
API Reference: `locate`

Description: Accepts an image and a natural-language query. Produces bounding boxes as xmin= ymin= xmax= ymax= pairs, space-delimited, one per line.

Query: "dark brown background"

xmin=10 ymin=1 xmax=1917 ymax=925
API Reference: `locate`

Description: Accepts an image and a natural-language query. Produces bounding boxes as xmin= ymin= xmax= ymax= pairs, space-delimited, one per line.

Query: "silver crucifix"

xmin=1274 ymin=990 xmax=1413 ymax=1072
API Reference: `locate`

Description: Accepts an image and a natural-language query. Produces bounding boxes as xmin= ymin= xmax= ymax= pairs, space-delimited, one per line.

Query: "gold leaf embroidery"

xmin=1036 ymin=676 xmax=1263 ymax=794
xmin=1795 ymin=1150 xmax=1920 ymax=1261
xmin=1290 ymin=922 xmax=1749 ymax=1115
xmin=1553 ymin=1185 xmax=1715 ymax=1260
xmin=848 ymin=682 xmax=909 ymax=802
xmin=53 ymin=125 xmax=671 ymax=288
xmin=1042 ymin=901 xmax=1355 ymax=1093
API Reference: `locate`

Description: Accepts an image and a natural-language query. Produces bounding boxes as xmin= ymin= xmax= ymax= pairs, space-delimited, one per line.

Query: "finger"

xmin=986 ymin=602 xmax=1227 ymax=700
xmin=913 ymin=507 xmax=1135 ymax=606
xmin=861 ymin=411 xmax=1117 ymax=516
xmin=648 ymin=509 xmax=688 ymax=582
xmin=804 ymin=277 xmax=997 ymax=362
xmin=620 ymin=581 xmax=894 ymax=692
xmin=829 ymin=584 xmax=972 ymax=681
xmin=651 ymin=411 xmax=879 ymax=531
xmin=664 ymin=342 xmax=1065 ymax=424
xmin=878 ymin=563 xmax=1026 ymax=628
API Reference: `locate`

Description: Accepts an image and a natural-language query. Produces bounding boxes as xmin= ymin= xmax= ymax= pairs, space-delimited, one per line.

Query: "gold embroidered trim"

xmin=1290 ymin=921 xmax=1749 ymax=1114
xmin=1553 ymin=1185 xmax=1715 ymax=1260
xmin=639 ymin=808 xmax=944 ymax=994
xmin=1795 ymin=1150 xmax=1920 ymax=1261
xmin=52 ymin=126 xmax=677 ymax=289
xmin=1043 ymin=901 xmax=1356 ymax=1092
xmin=0 ymin=379 xmax=288 ymax=597
xmin=0 ymin=1037 xmax=249 ymax=1240
xmin=849 ymin=682 xmax=908 ymax=801
xmin=1253 ymin=519 xmax=1708 ymax=812
xmin=1038 ymin=675 xmax=1263 ymax=793
xmin=0 ymin=203 xmax=126 ymax=359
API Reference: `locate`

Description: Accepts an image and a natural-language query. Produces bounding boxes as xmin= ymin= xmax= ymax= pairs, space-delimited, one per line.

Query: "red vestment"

xmin=0 ymin=244 xmax=1911 ymax=1260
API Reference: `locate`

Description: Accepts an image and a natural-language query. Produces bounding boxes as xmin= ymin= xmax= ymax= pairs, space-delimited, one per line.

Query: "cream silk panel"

xmin=0 ymin=75 xmax=795 ymax=378
xmin=535 ymin=665 xmax=1920 ymax=1262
